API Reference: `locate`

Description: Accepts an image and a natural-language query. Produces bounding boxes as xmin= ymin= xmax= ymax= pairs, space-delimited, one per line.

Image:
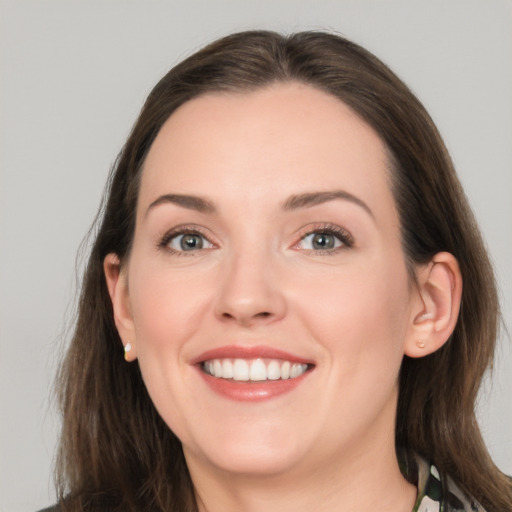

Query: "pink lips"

xmin=191 ymin=345 xmax=312 ymax=365
xmin=192 ymin=345 xmax=314 ymax=402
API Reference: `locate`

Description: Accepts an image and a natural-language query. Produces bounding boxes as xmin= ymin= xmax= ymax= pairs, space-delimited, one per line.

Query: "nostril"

xmin=220 ymin=310 xmax=272 ymax=323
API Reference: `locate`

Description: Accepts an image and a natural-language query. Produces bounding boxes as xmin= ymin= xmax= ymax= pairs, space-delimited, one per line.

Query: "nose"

xmin=213 ymin=250 xmax=287 ymax=327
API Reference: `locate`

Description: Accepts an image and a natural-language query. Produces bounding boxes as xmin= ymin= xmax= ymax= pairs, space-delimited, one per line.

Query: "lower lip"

xmin=197 ymin=368 xmax=311 ymax=402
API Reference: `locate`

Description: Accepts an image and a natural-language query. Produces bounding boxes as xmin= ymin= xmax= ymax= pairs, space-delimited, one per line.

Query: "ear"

xmin=405 ymin=252 xmax=462 ymax=358
xmin=104 ymin=253 xmax=137 ymax=362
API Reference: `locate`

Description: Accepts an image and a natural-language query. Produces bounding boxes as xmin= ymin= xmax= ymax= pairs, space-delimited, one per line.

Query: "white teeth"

xmin=222 ymin=359 xmax=234 ymax=379
xmin=281 ymin=361 xmax=291 ymax=379
xmin=249 ymin=359 xmax=267 ymax=381
xmin=233 ymin=359 xmax=249 ymax=381
xmin=203 ymin=358 xmax=308 ymax=381
xmin=213 ymin=359 xmax=223 ymax=378
xmin=267 ymin=360 xmax=281 ymax=380
xmin=290 ymin=363 xmax=302 ymax=379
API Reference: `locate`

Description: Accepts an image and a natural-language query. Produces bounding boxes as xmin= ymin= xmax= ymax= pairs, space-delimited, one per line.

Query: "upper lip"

xmin=191 ymin=345 xmax=314 ymax=365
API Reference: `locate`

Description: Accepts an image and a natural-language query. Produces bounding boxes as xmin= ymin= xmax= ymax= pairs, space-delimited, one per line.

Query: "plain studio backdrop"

xmin=1 ymin=1 xmax=511 ymax=510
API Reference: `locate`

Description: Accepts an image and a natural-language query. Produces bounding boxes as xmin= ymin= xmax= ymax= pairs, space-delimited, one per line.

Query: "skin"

xmin=105 ymin=83 xmax=462 ymax=512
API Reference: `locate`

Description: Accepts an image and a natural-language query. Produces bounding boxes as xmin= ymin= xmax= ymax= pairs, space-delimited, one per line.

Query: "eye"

xmin=303 ymin=232 xmax=342 ymax=250
xmin=300 ymin=232 xmax=343 ymax=251
xmin=160 ymin=228 xmax=215 ymax=254
xmin=294 ymin=225 xmax=353 ymax=253
xmin=170 ymin=233 xmax=209 ymax=251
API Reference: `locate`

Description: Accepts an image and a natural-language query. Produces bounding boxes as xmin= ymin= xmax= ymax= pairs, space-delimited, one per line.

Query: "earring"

xmin=416 ymin=340 xmax=426 ymax=349
xmin=124 ymin=343 xmax=132 ymax=361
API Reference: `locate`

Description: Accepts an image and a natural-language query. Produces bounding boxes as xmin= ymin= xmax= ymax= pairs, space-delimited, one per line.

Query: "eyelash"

xmin=157 ymin=223 xmax=354 ymax=256
xmin=294 ymin=223 xmax=354 ymax=255
xmin=158 ymin=225 xmax=215 ymax=256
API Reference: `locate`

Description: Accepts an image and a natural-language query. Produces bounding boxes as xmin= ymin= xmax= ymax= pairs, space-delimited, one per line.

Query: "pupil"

xmin=181 ymin=234 xmax=202 ymax=250
xmin=313 ymin=233 xmax=334 ymax=249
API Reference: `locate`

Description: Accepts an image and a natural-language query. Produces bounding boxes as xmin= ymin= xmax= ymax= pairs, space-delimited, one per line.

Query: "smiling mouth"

xmin=201 ymin=358 xmax=311 ymax=382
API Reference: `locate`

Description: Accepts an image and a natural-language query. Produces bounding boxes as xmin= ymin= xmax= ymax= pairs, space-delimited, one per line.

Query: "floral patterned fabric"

xmin=407 ymin=452 xmax=486 ymax=512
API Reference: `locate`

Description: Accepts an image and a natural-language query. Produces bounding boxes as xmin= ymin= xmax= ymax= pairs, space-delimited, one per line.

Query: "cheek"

xmin=126 ymin=261 xmax=216 ymax=436
xmin=295 ymin=256 xmax=411 ymax=373
xmin=129 ymin=262 xmax=213 ymax=357
xmin=280 ymin=255 xmax=412 ymax=447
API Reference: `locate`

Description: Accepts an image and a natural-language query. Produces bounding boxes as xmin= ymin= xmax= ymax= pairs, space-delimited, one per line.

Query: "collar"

xmin=400 ymin=450 xmax=486 ymax=512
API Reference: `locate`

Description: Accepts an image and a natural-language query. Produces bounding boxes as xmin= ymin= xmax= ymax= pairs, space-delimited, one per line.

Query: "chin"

xmin=203 ymin=450 xmax=302 ymax=477
xmin=184 ymin=428 xmax=307 ymax=477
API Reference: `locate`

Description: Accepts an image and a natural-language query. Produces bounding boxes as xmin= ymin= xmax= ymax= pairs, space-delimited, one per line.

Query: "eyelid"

xmin=292 ymin=223 xmax=354 ymax=252
xmin=157 ymin=224 xmax=217 ymax=254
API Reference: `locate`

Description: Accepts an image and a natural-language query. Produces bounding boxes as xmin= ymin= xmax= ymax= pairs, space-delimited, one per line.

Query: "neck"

xmin=187 ymin=433 xmax=416 ymax=512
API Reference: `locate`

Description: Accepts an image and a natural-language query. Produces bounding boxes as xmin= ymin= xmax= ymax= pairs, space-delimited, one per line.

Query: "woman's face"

xmin=116 ymin=83 xmax=422 ymax=478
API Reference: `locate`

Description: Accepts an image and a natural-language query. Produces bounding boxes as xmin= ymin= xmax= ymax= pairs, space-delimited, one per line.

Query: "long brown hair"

xmin=56 ymin=31 xmax=512 ymax=511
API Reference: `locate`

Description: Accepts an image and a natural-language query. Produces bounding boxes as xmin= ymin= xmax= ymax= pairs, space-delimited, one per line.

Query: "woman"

xmin=49 ymin=31 xmax=512 ymax=511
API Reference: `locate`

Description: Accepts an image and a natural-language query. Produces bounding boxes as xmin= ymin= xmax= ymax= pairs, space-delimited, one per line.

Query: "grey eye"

xmin=299 ymin=232 xmax=343 ymax=251
xmin=169 ymin=233 xmax=209 ymax=251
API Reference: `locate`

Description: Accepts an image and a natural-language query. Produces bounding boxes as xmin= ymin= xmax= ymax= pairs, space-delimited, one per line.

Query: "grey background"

xmin=1 ymin=1 xmax=511 ymax=510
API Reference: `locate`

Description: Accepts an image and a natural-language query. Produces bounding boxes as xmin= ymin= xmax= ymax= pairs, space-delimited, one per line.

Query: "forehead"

xmin=139 ymin=82 xmax=395 ymax=218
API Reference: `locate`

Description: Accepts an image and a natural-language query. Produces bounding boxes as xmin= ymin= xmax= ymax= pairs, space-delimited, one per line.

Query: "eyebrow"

xmin=146 ymin=194 xmax=216 ymax=216
xmin=283 ymin=190 xmax=374 ymax=217
xmin=146 ymin=189 xmax=373 ymax=218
